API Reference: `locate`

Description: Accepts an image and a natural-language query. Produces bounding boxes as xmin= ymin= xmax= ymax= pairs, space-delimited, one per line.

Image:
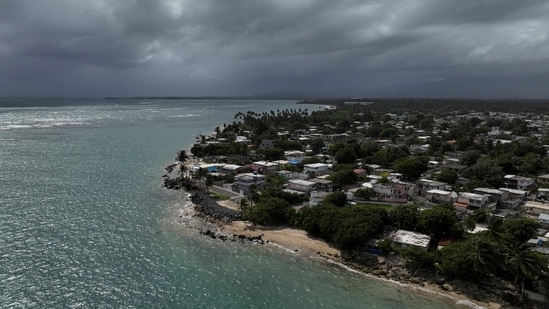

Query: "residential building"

xmin=473 ymin=188 xmax=509 ymax=203
xmin=285 ymin=150 xmax=306 ymax=164
xmin=250 ymin=161 xmax=279 ymax=174
xmin=259 ymin=139 xmax=275 ymax=148
xmin=303 ymin=163 xmax=330 ymax=177
xmin=456 ymin=192 xmax=491 ymax=210
xmin=220 ymin=164 xmax=243 ymax=174
xmin=504 ymin=175 xmax=535 ymax=191
xmin=287 ymin=179 xmax=316 ymax=193
xmin=525 ymin=201 xmax=549 ymax=216
xmin=389 ymin=230 xmax=431 ymax=250
xmin=310 ymin=178 xmax=333 ymax=192
xmin=233 ymin=173 xmax=267 ymax=195
xmin=416 ymin=179 xmax=448 ymax=197
xmin=276 ymin=170 xmax=298 ymax=180
xmin=537 ymin=174 xmax=549 ymax=186
xmin=425 ymin=189 xmax=454 ymax=204
xmin=309 ymin=191 xmax=331 ymax=206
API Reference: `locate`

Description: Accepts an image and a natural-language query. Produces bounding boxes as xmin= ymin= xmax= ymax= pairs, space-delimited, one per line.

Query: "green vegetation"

xmin=174 ymin=98 xmax=549 ymax=301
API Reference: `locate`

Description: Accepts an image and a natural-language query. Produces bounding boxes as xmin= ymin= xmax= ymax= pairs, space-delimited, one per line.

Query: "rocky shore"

xmin=162 ymin=168 xmax=534 ymax=309
xmin=193 ymin=196 xmax=539 ymax=308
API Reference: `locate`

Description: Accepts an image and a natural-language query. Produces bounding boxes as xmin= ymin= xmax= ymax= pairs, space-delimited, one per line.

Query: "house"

xmin=456 ymin=192 xmax=491 ymax=210
xmin=416 ymin=179 xmax=448 ymax=197
xmin=473 ymin=188 xmax=509 ymax=203
xmin=425 ymin=189 xmax=454 ymax=204
xmin=233 ymin=173 xmax=267 ymax=195
xmin=220 ymin=164 xmax=243 ymax=174
xmin=192 ymin=163 xmax=220 ymax=173
xmin=259 ymin=139 xmax=275 ymax=148
xmin=441 ymin=162 xmax=467 ymax=173
xmin=250 ymin=161 xmax=279 ymax=174
xmin=276 ymin=170 xmax=298 ymax=180
xmin=539 ymin=213 xmax=549 ymax=228
xmin=310 ymin=178 xmax=333 ymax=192
xmin=303 ymin=163 xmax=330 ymax=177
xmin=372 ymin=180 xmax=415 ymax=203
xmin=287 ymin=179 xmax=316 ymax=193
xmin=504 ymin=175 xmax=535 ymax=190
xmin=492 ymin=188 xmax=523 ymax=210
xmin=285 ymin=150 xmax=306 ymax=164
xmin=537 ymin=174 xmax=549 ymax=186
xmin=235 ymin=136 xmax=252 ymax=144
xmin=525 ymin=201 xmax=549 ymax=216
xmin=309 ymin=191 xmax=331 ymax=206
xmin=389 ymin=230 xmax=431 ymax=251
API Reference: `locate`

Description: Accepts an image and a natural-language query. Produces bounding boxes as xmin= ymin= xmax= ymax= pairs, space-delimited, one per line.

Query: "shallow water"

xmin=0 ymin=98 xmax=464 ymax=308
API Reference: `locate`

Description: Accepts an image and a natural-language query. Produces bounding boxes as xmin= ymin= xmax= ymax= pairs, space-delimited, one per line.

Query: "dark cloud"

xmin=1 ymin=0 xmax=548 ymax=97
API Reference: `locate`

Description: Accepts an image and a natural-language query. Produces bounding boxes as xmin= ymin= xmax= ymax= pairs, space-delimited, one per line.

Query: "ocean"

xmin=0 ymin=98 xmax=465 ymax=308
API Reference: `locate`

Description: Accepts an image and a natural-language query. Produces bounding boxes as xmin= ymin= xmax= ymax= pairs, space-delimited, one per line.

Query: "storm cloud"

xmin=1 ymin=0 xmax=548 ymax=98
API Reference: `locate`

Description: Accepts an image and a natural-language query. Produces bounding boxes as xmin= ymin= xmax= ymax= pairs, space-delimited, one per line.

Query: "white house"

xmin=309 ymin=191 xmax=331 ymax=206
xmin=425 ymin=189 xmax=454 ymax=204
xmin=303 ymin=163 xmax=330 ymax=176
xmin=287 ymin=179 xmax=316 ymax=193
xmin=389 ymin=230 xmax=431 ymax=250
xmin=456 ymin=192 xmax=490 ymax=209
xmin=285 ymin=150 xmax=306 ymax=164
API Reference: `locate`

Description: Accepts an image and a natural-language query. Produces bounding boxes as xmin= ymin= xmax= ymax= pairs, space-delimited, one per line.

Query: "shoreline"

xmin=173 ymin=191 xmax=514 ymax=309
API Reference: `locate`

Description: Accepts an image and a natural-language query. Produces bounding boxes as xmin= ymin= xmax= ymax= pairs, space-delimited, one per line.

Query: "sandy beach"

xmin=212 ymin=199 xmax=505 ymax=309
xmin=166 ymin=162 xmax=510 ymax=309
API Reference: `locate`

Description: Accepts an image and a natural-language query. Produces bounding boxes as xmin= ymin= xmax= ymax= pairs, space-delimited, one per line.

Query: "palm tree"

xmin=176 ymin=150 xmax=189 ymax=163
xmin=204 ymin=175 xmax=214 ymax=192
xmin=195 ymin=167 xmax=209 ymax=190
xmin=506 ymin=244 xmax=548 ymax=299
xmin=467 ymin=237 xmax=501 ymax=281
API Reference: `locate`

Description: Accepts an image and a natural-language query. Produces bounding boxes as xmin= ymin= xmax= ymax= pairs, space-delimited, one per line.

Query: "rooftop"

xmin=390 ymin=230 xmax=431 ymax=248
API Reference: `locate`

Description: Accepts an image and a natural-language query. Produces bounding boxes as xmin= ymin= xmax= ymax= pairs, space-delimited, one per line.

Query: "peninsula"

xmin=163 ymin=98 xmax=549 ymax=309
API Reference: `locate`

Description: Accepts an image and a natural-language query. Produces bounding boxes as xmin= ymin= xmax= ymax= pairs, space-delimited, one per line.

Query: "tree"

xmin=353 ymin=187 xmax=376 ymax=200
xmin=467 ymin=237 xmax=501 ymax=281
xmin=460 ymin=149 xmax=481 ymax=166
xmin=436 ymin=170 xmax=458 ymax=185
xmin=393 ymin=157 xmax=428 ymax=180
xmin=245 ymin=197 xmax=290 ymax=225
xmin=333 ymin=147 xmax=358 ymax=164
xmin=176 ymin=150 xmax=190 ymax=163
xmin=204 ymin=175 xmax=214 ymax=192
xmin=506 ymin=244 xmax=549 ymax=298
xmin=462 ymin=157 xmax=505 ymax=188
xmin=326 ymin=169 xmax=358 ymax=190
xmin=390 ymin=204 xmax=419 ymax=231
xmin=309 ymin=138 xmax=325 ymax=154
xmin=438 ymin=240 xmax=474 ymax=279
xmin=417 ymin=206 xmax=458 ymax=239
xmin=195 ymin=167 xmax=209 ymax=189
xmin=503 ymin=218 xmax=540 ymax=247
xmin=323 ymin=191 xmax=347 ymax=207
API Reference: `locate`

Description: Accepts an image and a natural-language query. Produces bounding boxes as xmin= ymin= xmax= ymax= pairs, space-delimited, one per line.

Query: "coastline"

xmin=173 ymin=192 xmax=511 ymax=309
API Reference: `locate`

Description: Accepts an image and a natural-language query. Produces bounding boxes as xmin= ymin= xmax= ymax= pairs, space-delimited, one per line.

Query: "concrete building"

xmin=250 ymin=161 xmax=279 ymax=174
xmin=303 ymin=163 xmax=330 ymax=176
xmin=525 ymin=201 xmax=549 ymax=216
xmin=287 ymin=179 xmax=316 ymax=193
xmin=416 ymin=179 xmax=448 ymax=197
xmin=504 ymin=175 xmax=535 ymax=191
xmin=456 ymin=192 xmax=490 ymax=210
xmin=389 ymin=230 xmax=431 ymax=250
xmin=425 ymin=189 xmax=454 ymax=204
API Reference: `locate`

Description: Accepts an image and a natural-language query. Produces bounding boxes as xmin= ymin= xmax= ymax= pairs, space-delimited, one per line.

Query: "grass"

xmin=210 ymin=192 xmax=230 ymax=200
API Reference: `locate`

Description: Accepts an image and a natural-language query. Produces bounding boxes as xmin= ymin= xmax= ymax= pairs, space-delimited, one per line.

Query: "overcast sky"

xmin=1 ymin=0 xmax=548 ymax=98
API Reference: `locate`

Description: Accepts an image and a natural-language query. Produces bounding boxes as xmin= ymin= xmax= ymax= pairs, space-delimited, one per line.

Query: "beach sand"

xmin=213 ymin=199 xmax=505 ymax=309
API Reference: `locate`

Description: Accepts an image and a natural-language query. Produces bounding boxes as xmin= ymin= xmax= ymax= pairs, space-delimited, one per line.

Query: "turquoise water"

xmin=0 ymin=98 xmax=462 ymax=308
